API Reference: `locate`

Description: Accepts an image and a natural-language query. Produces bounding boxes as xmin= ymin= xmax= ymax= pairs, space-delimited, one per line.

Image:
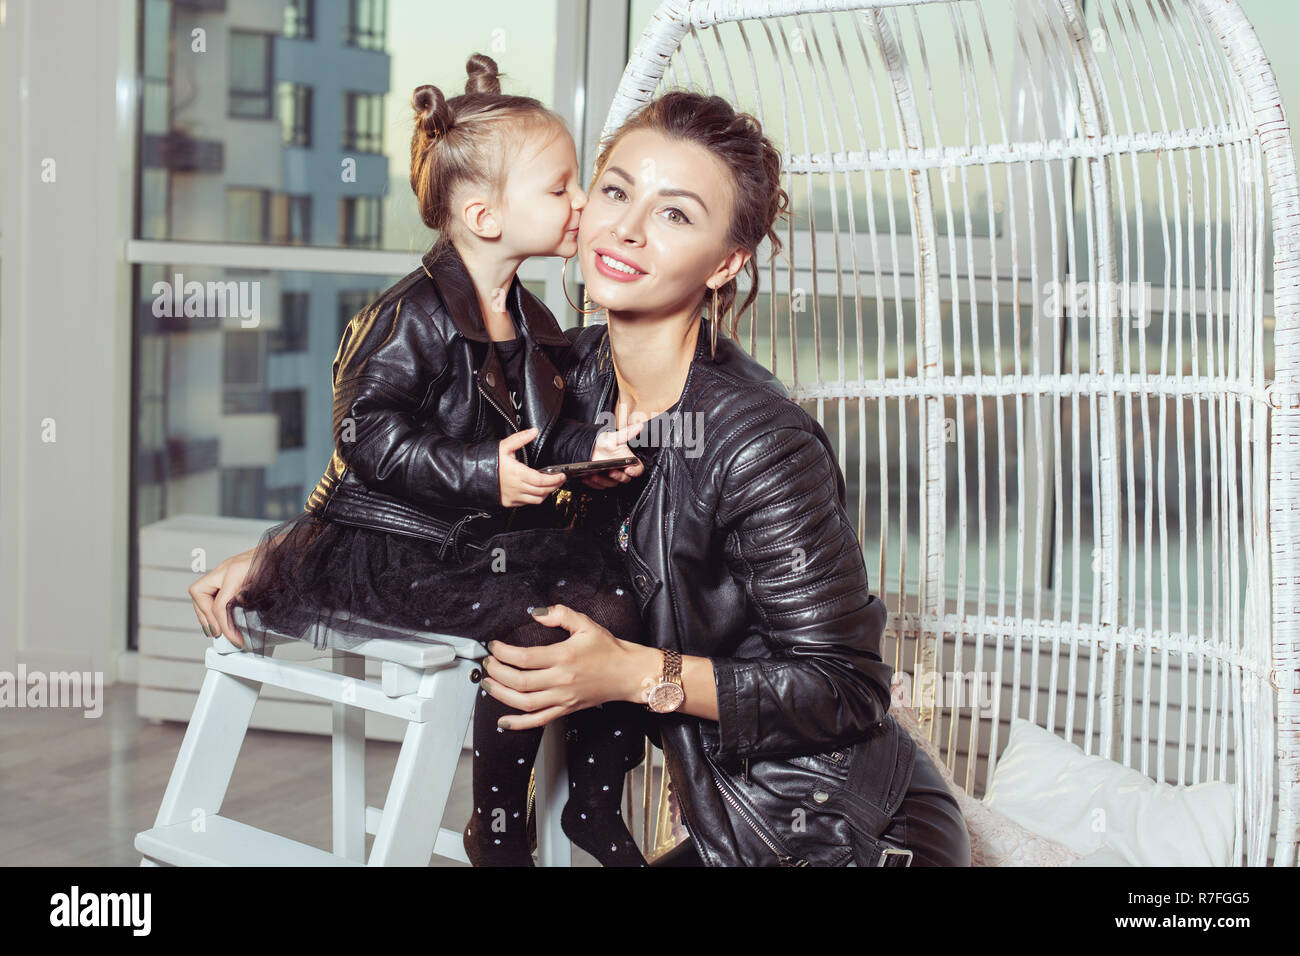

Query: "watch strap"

xmin=663 ymin=648 xmax=682 ymax=686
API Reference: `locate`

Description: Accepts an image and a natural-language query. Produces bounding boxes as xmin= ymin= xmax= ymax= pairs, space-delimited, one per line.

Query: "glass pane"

xmin=138 ymin=0 xmax=559 ymax=249
xmin=229 ymin=32 xmax=269 ymax=92
xmin=132 ymin=263 xmax=405 ymax=537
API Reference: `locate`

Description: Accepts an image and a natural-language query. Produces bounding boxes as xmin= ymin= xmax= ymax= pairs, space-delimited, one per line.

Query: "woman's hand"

xmin=188 ymin=546 xmax=258 ymax=648
xmin=480 ymin=604 xmax=655 ymax=729
xmin=581 ymin=418 xmax=647 ymax=490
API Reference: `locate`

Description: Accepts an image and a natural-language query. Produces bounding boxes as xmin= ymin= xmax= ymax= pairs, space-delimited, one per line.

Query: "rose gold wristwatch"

xmin=646 ymin=648 xmax=685 ymax=714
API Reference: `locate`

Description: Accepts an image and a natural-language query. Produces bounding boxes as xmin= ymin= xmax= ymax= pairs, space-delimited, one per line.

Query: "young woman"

xmin=192 ymin=84 xmax=970 ymax=868
xmin=480 ymin=90 xmax=972 ymax=867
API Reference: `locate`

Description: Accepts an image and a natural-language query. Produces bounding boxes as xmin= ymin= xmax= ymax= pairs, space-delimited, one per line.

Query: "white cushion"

xmin=983 ymin=717 xmax=1235 ymax=866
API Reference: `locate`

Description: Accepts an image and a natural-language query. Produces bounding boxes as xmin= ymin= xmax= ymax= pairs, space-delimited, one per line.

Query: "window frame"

xmin=284 ymin=0 xmax=315 ymax=40
xmin=344 ymin=0 xmax=388 ymax=51
xmin=228 ymin=29 xmax=274 ymax=120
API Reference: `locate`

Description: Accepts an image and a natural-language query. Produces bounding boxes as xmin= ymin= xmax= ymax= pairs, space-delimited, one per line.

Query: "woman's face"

xmin=577 ymin=128 xmax=748 ymax=318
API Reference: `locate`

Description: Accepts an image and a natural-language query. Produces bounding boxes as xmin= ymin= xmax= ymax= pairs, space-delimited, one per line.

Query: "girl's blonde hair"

xmin=410 ymin=53 xmax=567 ymax=255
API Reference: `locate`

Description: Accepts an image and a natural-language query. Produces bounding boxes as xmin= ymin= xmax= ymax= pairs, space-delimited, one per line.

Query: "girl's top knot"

xmin=465 ymin=52 xmax=502 ymax=96
xmin=411 ymin=83 xmax=452 ymax=143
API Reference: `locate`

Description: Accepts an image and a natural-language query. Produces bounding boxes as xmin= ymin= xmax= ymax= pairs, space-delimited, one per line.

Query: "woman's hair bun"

xmin=465 ymin=52 xmax=502 ymax=95
xmin=411 ymin=83 xmax=452 ymax=141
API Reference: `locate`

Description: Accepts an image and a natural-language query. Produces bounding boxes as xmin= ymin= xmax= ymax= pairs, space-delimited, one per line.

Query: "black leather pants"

xmin=651 ymin=745 xmax=971 ymax=867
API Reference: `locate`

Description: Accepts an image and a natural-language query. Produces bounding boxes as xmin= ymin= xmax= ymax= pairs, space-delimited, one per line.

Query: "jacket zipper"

xmin=477 ymin=372 xmax=529 ymax=465
xmin=705 ymin=753 xmax=808 ymax=866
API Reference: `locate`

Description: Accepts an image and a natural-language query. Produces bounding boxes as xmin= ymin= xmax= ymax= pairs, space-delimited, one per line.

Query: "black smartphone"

xmin=539 ymin=455 xmax=640 ymax=478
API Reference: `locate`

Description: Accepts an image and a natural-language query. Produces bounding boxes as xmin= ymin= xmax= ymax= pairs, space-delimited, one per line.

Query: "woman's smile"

xmin=592 ymin=248 xmax=647 ymax=281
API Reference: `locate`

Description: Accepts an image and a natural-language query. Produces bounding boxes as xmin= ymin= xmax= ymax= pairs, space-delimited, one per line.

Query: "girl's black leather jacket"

xmin=302 ymin=243 xmax=598 ymax=561
xmin=545 ymin=316 xmax=916 ymax=866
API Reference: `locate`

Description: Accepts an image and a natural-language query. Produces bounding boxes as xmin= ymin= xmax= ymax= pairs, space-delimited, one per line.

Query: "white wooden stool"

xmin=134 ymin=608 xmax=572 ymax=866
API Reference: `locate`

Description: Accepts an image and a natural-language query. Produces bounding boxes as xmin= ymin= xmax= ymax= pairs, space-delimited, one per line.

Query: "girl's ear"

xmin=461 ymin=197 xmax=502 ymax=240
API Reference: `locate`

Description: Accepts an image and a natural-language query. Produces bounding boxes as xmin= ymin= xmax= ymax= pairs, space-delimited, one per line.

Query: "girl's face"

xmin=498 ymin=124 xmax=586 ymax=258
xmin=576 ymin=127 xmax=747 ymax=319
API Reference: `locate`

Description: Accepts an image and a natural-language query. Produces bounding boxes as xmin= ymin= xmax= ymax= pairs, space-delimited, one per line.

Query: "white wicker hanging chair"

xmin=603 ymin=0 xmax=1298 ymax=866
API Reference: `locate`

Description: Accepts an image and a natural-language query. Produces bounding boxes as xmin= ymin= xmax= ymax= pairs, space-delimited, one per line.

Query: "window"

xmin=345 ymin=0 xmax=387 ymax=51
xmin=139 ymin=0 xmax=559 ymax=251
xmin=277 ymin=82 xmax=312 ymax=147
xmin=269 ymin=194 xmax=312 ymax=245
xmin=270 ymin=389 xmax=306 ymax=449
xmin=228 ymin=31 xmax=273 ymax=119
xmin=339 ymin=197 xmax=382 ymax=248
xmin=271 ymin=292 xmax=310 ymax=353
xmin=226 ymin=188 xmax=268 ymax=243
xmin=221 ymin=468 xmax=266 ymax=519
xmin=342 ymin=92 xmax=384 ymax=153
xmin=227 ymin=189 xmax=311 ymax=244
xmin=222 ymin=329 xmax=266 ymax=414
xmin=284 ymin=0 xmax=314 ymax=39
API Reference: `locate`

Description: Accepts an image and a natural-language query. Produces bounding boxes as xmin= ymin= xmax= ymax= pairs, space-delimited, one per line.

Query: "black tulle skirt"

xmin=227 ymin=504 xmax=643 ymax=657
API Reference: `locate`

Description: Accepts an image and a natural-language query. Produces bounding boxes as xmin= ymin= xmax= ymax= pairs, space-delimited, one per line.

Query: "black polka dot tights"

xmin=462 ymin=604 xmax=649 ymax=867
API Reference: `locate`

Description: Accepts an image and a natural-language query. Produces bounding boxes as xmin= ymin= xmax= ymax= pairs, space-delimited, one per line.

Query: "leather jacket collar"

xmin=421 ymin=242 xmax=571 ymax=347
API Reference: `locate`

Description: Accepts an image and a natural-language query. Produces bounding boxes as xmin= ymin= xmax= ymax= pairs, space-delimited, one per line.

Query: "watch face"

xmin=648 ymin=682 xmax=685 ymax=713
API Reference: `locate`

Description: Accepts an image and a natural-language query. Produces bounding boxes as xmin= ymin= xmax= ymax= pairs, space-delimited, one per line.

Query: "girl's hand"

xmin=581 ymin=419 xmax=647 ymax=490
xmin=497 ymin=428 xmax=567 ymax=506
xmin=189 ymin=546 xmax=258 ymax=648
xmin=479 ymin=604 xmax=647 ymax=729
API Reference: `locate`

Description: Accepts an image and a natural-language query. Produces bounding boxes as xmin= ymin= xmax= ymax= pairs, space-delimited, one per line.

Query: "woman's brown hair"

xmin=589 ymin=90 xmax=790 ymax=344
xmin=410 ymin=53 xmax=567 ymax=257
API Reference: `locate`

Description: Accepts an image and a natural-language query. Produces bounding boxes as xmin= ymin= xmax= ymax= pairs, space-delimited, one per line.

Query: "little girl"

xmin=228 ymin=54 xmax=648 ymax=867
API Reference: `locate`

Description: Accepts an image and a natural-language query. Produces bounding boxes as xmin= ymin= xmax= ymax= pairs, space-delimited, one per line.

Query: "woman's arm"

xmin=611 ymin=640 xmax=719 ymax=722
xmin=702 ymin=419 xmax=894 ymax=763
xmin=482 ymin=612 xmax=718 ymax=728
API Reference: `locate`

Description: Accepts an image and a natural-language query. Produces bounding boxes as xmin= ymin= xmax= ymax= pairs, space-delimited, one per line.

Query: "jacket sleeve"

xmin=331 ymin=307 xmax=502 ymax=513
xmin=538 ymin=416 xmax=603 ymax=468
xmin=704 ymin=420 xmax=893 ymax=763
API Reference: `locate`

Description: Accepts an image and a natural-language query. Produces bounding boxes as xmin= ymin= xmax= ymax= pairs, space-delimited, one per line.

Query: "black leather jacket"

xmin=303 ymin=242 xmax=598 ymax=560
xmin=546 ymin=316 xmax=915 ymax=866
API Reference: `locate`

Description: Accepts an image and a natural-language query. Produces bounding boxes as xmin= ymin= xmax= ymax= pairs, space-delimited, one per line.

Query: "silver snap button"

xmin=634 ymin=574 xmax=647 ymax=588
xmin=485 ymin=371 xmax=495 ymax=387
xmin=812 ymin=790 xmax=829 ymax=803
xmin=553 ymin=374 xmax=564 ymax=389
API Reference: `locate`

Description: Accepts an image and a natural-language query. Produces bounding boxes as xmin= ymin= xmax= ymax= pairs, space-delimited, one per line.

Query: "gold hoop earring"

xmin=562 ymin=254 xmax=604 ymax=316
